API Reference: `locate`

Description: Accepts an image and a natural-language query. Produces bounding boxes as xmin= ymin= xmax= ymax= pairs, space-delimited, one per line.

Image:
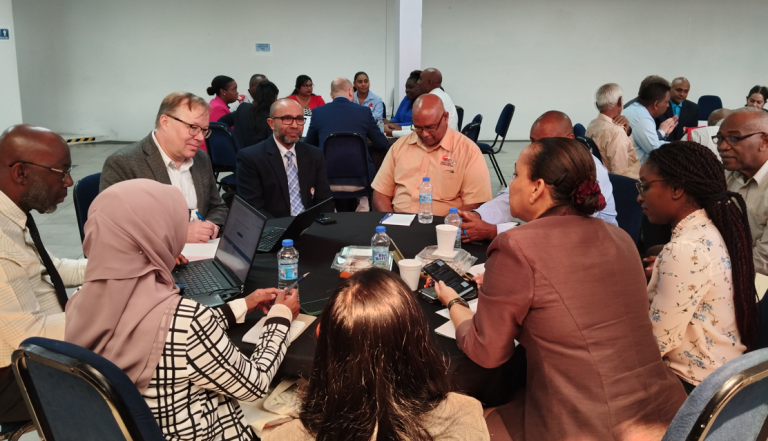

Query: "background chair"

xmin=608 ymin=173 xmax=642 ymax=244
xmin=662 ymin=348 xmax=768 ymax=441
xmin=73 ymin=172 xmax=101 ymax=243
xmin=756 ymin=291 xmax=768 ymax=350
xmin=382 ymin=102 xmax=387 ymax=120
xmin=12 ymin=337 xmax=164 ymax=441
xmin=455 ymin=106 xmax=464 ymax=132
xmin=0 ymin=421 xmax=35 ymax=441
xmin=461 ymin=114 xmax=483 ymax=144
xmin=698 ymin=95 xmax=723 ymax=121
xmin=573 ymin=123 xmax=586 ymax=138
xmin=206 ymin=122 xmax=240 ymax=190
xmin=323 ymin=132 xmax=371 ymax=211
xmin=477 ymin=104 xmax=515 ymax=187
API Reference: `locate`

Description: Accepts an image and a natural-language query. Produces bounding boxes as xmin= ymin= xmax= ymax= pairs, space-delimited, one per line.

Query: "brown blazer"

xmin=456 ymin=213 xmax=686 ymax=441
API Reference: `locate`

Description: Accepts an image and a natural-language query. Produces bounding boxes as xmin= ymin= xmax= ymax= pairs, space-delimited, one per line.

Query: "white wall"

xmin=422 ymin=0 xmax=768 ymax=140
xmin=0 ymin=0 xmax=23 ymax=129
xmin=13 ymin=0 xmax=393 ymax=140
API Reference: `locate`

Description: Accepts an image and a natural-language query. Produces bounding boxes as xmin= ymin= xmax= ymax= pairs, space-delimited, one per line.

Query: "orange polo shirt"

xmin=372 ymin=128 xmax=492 ymax=216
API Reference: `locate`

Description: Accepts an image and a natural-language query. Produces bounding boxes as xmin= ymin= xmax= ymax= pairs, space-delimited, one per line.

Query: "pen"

xmin=283 ymin=272 xmax=310 ymax=294
xmin=196 ymin=211 xmax=206 ymax=222
xmin=379 ymin=213 xmax=393 ymax=224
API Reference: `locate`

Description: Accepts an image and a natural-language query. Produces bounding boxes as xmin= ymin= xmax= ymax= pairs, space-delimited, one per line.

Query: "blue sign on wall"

xmin=0 ymin=29 xmax=9 ymax=40
xmin=255 ymin=43 xmax=271 ymax=53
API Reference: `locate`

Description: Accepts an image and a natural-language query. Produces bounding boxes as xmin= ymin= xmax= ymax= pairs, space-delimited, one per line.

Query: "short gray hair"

xmin=155 ymin=92 xmax=209 ymax=128
xmin=595 ymin=83 xmax=623 ymax=112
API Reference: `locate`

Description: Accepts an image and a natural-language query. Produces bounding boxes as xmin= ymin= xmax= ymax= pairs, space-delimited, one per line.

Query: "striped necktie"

xmin=284 ymin=150 xmax=305 ymax=216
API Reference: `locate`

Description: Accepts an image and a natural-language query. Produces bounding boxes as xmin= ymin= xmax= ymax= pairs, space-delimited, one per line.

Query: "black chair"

xmin=0 ymin=421 xmax=35 ymax=440
xmin=12 ymin=337 xmax=164 ymax=441
xmin=73 ymin=172 xmax=101 ymax=243
xmin=455 ymin=106 xmax=464 ymax=132
xmin=573 ymin=123 xmax=586 ymax=138
xmin=461 ymin=114 xmax=483 ymax=144
xmin=608 ymin=173 xmax=642 ymax=244
xmin=382 ymin=102 xmax=387 ymax=120
xmin=756 ymin=290 xmax=768 ymax=350
xmin=698 ymin=95 xmax=723 ymax=121
xmin=206 ymin=122 xmax=240 ymax=190
xmin=478 ymin=104 xmax=515 ymax=187
xmin=323 ymin=133 xmax=371 ymax=211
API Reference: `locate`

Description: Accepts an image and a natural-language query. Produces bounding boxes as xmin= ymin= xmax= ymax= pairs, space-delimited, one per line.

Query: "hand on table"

xmin=187 ymin=220 xmax=219 ymax=243
xmin=642 ymin=255 xmax=657 ymax=279
xmin=384 ymin=126 xmax=393 ymax=136
xmin=458 ymin=210 xmax=497 ymax=242
xmin=245 ymin=288 xmax=281 ymax=314
xmin=660 ymin=116 xmax=679 ymax=136
xmin=175 ymin=254 xmax=188 ymax=266
xmin=612 ymin=115 xmax=630 ymax=134
xmin=435 ymin=280 xmax=460 ymax=307
xmin=275 ymin=288 xmax=300 ymax=319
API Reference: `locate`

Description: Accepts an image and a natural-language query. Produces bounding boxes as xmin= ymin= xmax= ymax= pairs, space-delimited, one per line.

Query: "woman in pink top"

xmin=287 ymin=75 xmax=325 ymax=116
xmin=207 ymin=75 xmax=238 ymax=123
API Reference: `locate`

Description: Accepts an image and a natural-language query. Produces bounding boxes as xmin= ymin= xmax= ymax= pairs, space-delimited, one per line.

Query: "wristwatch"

xmin=447 ymin=297 xmax=470 ymax=311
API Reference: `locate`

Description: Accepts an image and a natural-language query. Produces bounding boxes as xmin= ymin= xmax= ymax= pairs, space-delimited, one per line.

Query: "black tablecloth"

xmin=227 ymin=211 xmax=522 ymax=404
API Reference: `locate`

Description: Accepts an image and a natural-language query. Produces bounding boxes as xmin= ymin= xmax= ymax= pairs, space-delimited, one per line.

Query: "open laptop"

xmin=173 ymin=196 xmax=266 ymax=307
xmin=257 ymin=197 xmax=333 ymax=253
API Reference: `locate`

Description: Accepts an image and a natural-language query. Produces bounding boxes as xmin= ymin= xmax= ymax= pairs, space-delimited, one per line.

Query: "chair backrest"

xmin=756 ymin=292 xmax=768 ymax=350
xmin=323 ymin=132 xmax=370 ymax=183
xmin=382 ymin=102 xmax=387 ymax=120
xmin=462 ymin=124 xmax=482 ymax=144
xmin=206 ymin=122 xmax=240 ymax=168
xmin=12 ymin=337 xmax=164 ymax=441
xmin=455 ymin=106 xmax=464 ymax=132
xmin=607 ymin=173 xmax=642 ymax=244
xmin=698 ymin=95 xmax=724 ymax=121
xmin=73 ymin=173 xmax=101 ymax=243
xmin=662 ymin=348 xmax=768 ymax=441
xmin=573 ymin=123 xmax=586 ymax=138
xmin=495 ymin=104 xmax=515 ymax=138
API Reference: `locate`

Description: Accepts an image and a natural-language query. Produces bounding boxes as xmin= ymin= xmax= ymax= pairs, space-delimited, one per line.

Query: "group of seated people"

xmin=1 ymin=67 xmax=768 ymax=440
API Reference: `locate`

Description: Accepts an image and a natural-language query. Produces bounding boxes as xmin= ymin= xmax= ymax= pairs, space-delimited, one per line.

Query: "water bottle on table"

xmin=445 ymin=207 xmax=462 ymax=249
xmin=278 ymin=239 xmax=299 ymax=297
xmin=372 ymin=226 xmax=391 ymax=269
xmin=377 ymin=117 xmax=385 ymax=133
xmin=418 ymin=177 xmax=433 ymax=224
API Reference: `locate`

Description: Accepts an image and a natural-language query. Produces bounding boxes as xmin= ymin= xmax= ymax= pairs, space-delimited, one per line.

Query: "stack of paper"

xmin=381 ymin=214 xmax=416 ymax=226
xmin=181 ymin=238 xmax=220 ymax=261
xmin=434 ymin=299 xmax=478 ymax=339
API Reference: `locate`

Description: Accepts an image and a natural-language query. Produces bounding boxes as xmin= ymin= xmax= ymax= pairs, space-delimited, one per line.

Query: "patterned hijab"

xmin=65 ymin=179 xmax=187 ymax=393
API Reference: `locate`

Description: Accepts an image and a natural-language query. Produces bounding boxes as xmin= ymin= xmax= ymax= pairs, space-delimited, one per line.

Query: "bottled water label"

xmin=419 ymin=193 xmax=432 ymax=204
xmin=373 ymin=250 xmax=389 ymax=266
xmin=278 ymin=264 xmax=298 ymax=281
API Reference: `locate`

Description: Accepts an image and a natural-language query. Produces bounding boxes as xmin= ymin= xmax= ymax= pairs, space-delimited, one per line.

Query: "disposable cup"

xmin=436 ymin=224 xmax=458 ymax=256
xmin=398 ymin=259 xmax=423 ymax=291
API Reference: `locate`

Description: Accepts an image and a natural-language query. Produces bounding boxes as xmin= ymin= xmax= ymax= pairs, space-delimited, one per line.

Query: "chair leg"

xmin=489 ymin=154 xmax=506 ymax=187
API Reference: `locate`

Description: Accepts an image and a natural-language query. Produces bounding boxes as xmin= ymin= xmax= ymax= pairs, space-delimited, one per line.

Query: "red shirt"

xmin=287 ymin=94 xmax=326 ymax=111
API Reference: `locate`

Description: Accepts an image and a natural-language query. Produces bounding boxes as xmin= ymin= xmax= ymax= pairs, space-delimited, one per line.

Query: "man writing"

xmin=0 ymin=125 xmax=87 ymax=423
xmin=372 ymin=94 xmax=491 ymax=215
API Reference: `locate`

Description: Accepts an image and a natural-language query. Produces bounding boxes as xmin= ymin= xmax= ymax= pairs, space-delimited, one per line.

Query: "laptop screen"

xmin=215 ymin=198 xmax=265 ymax=283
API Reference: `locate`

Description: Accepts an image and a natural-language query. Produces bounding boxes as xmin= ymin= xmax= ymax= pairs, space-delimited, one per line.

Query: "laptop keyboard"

xmin=259 ymin=227 xmax=286 ymax=251
xmin=175 ymin=264 xmax=223 ymax=296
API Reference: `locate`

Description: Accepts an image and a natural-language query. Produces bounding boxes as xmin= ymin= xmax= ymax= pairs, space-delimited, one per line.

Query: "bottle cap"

xmin=423 ymin=177 xmax=430 ymax=181
xmin=375 ymin=226 xmax=386 ymax=233
xmin=282 ymin=239 xmax=294 ymax=247
xmin=449 ymin=208 xmax=458 ymax=213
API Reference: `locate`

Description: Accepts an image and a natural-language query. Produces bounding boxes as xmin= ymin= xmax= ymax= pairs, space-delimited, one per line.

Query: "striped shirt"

xmin=0 ymin=190 xmax=86 ymax=366
xmin=143 ymin=298 xmax=291 ymax=441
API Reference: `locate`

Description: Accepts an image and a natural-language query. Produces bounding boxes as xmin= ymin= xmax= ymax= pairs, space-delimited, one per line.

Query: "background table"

xmin=228 ymin=211 xmax=523 ymax=405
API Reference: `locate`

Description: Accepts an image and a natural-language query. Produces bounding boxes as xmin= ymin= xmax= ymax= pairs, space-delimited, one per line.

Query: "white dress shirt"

xmin=392 ymin=88 xmax=460 ymax=137
xmin=152 ymin=131 xmax=197 ymax=212
xmin=273 ymin=135 xmax=298 ymax=170
xmin=0 ymin=191 xmax=86 ymax=366
xmin=688 ymin=126 xmax=721 ymax=159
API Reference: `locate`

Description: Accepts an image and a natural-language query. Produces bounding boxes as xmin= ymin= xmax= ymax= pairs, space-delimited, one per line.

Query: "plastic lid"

xmin=282 ymin=239 xmax=294 ymax=247
xmin=375 ymin=226 xmax=386 ymax=233
xmin=449 ymin=208 xmax=458 ymax=213
xmin=423 ymin=177 xmax=430 ymax=181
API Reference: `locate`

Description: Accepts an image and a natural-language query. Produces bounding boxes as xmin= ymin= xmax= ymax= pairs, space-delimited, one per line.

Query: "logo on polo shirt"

xmin=440 ymin=154 xmax=455 ymax=167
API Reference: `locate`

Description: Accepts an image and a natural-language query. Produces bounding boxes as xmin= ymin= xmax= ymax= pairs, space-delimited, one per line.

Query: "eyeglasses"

xmin=9 ymin=161 xmax=73 ymax=181
xmin=712 ymin=132 xmax=767 ymax=146
xmin=411 ymin=116 xmax=444 ymax=134
xmin=635 ymin=179 xmax=668 ymax=197
xmin=301 ymin=83 xmax=314 ymax=88
xmin=166 ymin=114 xmax=211 ymax=138
xmin=270 ymin=115 xmax=307 ymax=125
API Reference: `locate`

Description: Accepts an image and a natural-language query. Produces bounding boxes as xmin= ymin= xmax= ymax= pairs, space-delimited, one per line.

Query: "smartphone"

xmin=422 ymin=259 xmax=477 ymax=299
xmin=418 ymin=287 xmax=440 ymax=303
xmin=315 ymin=214 xmax=337 ymax=225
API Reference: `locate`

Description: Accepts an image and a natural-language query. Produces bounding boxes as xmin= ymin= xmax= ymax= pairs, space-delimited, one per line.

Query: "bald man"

xmin=391 ymin=68 xmax=459 ymax=138
xmin=236 ymin=99 xmax=333 ymax=218
xmin=459 ymin=111 xmax=617 ymax=242
xmin=653 ymin=77 xmax=700 ymax=141
xmin=687 ymin=108 xmax=732 ymax=157
xmin=719 ymin=108 xmax=768 ymax=275
xmin=0 ymin=125 xmax=87 ymax=423
xmin=372 ymin=94 xmax=491 ymax=215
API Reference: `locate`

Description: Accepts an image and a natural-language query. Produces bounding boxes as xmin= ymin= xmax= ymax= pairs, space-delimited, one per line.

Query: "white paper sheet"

xmin=181 ymin=238 xmax=220 ymax=261
xmin=436 ymin=298 xmax=478 ymax=319
xmin=242 ymin=316 xmax=309 ymax=345
xmin=381 ymin=214 xmax=416 ymax=226
xmin=468 ymin=263 xmax=486 ymax=276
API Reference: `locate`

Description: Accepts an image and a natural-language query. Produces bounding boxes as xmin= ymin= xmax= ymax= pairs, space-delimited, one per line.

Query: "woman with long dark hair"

xmin=217 ymin=81 xmax=279 ymax=147
xmin=640 ymin=141 xmax=759 ymax=393
xmin=288 ymin=75 xmax=325 ymax=116
xmin=264 ymin=268 xmax=489 ymax=441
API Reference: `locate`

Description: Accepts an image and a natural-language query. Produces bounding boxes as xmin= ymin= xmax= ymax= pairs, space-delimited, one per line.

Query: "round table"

xmin=227 ymin=211 xmax=522 ymax=404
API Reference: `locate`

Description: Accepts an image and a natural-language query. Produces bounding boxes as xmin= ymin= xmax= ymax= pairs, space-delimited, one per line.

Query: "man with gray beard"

xmin=0 ymin=124 xmax=86 ymax=423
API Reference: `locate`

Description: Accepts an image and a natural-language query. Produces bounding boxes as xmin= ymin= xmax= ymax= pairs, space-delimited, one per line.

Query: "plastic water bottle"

xmin=371 ymin=226 xmax=391 ymax=269
xmin=445 ymin=207 xmax=462 ymax=250
xmin=418 ymin=177 xmax=433 ymax=224
xmin=277 ymin=239 xmax=299 ymax=291
xmin=377 ymin=117 xmax=385 ymax=133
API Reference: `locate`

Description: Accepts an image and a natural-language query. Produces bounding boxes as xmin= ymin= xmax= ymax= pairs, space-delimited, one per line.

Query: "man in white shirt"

xmin=687 ymin=108 xmax=732 ymax=158
xmin=0 ymin=124 xmax=87 ymax=423
xmin=388 ymin=68 xmax=459 ymax=137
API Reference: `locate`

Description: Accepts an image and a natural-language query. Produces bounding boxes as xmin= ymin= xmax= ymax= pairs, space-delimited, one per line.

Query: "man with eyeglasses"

xmin=719 ymin=107 xmax=768 ymax=275
xmin=0 ymin=124 xmax=87 ymax=424
xmin=100 ymin=92 xmax=227 ymax=243
xmin=372 ymin=94 xmax=491 ymax=215
xmin=236 ymin=99 xmax=333 ymax=218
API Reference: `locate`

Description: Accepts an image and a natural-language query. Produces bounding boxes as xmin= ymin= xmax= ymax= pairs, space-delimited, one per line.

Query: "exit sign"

xmin=0 ymin=29 xmax=9 ymax=40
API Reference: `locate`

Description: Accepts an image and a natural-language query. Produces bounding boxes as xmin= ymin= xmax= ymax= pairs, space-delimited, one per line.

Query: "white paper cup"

xmin=436 ymin=224 xmax=458 ymax=256
xmin=398 ymin=259 xmax=423 ymax=291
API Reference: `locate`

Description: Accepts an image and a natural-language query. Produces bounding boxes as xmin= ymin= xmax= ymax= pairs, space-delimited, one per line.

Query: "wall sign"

xmin=255 ymin=43 xmax=271 ymax=53
xmin=0 ymin=29 xmax=9 ymax=40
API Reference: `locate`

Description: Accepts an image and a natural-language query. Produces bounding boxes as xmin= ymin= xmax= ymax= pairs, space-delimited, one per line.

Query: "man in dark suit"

xmin=654 ymin=77 xmax=700 ymax=141
xmin=100 ymin=92 xmax=227 ymax=243
xmin=236 ymin=99 xmax=333 ymax=219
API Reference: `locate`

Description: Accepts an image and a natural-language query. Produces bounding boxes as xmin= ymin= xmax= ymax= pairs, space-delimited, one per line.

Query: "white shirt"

xmin=0 ymin=190 xmax=87 ymax=366
xmin=273 ymin=135 xmax=298 ymax=170
xmin=152 ymin=131 xmax=198 ymax=212
xmin=687 ymin=125 xmax=722 ymax=161
xmin=392 ymin=88 xmax=460 ymax=138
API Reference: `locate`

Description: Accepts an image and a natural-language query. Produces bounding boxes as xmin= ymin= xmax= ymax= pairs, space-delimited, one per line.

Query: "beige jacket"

xmin=586 ymin=113 xmax=640 ymax=179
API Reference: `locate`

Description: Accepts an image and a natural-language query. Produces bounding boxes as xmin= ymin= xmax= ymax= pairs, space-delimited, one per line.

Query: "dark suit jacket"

xmin=217 ymin=102 xmax=272 ymax=148
xmin=236 ymin=136 xmax=334 ymax=219
xmin=99 ymin=133 xmax=228 ymax=226
xmin=304 ymin=97 xmax=388 ymax=187
xmin=655 ymin=99 xmax=700 ymax=141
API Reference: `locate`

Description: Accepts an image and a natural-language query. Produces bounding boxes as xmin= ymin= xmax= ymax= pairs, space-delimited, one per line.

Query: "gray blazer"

xmin=100 ymin=133 xmax=228 ymax=226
